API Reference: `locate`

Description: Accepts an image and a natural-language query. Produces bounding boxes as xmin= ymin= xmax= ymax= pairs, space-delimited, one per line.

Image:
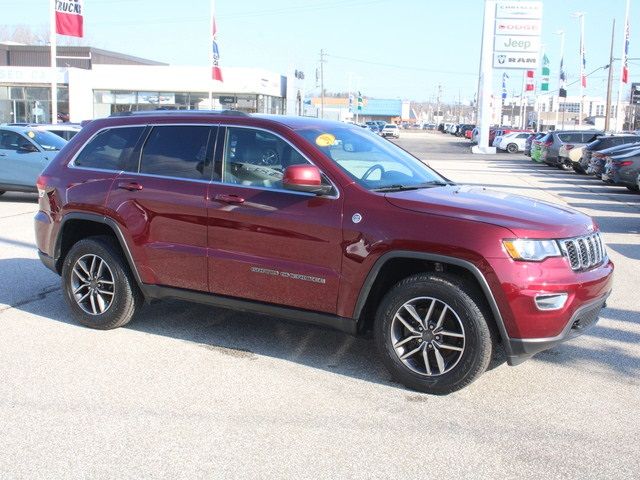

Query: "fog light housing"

xmin=535 ymin=293 xmax=568 ymax=311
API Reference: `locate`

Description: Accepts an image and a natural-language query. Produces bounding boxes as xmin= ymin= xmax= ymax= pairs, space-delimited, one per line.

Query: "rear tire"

xmin=626 ymin=185 xmax=640 ymax=192
xmin=374 ymin=273 xmax=493 ymax=395
xmin=0 ymin=191 xmax=5 ymax=196
xmin=559 ymin=158 xmax=572 ymax=171
xmin=61 ymin=236 xmax=142 ymax=330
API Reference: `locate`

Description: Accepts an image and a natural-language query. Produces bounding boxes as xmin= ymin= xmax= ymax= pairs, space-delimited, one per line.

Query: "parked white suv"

xmin=381 ymin=124 xmax=400 ymax=138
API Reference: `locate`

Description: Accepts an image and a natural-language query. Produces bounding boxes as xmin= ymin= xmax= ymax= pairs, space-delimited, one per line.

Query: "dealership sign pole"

xmin=474 ymin=1 xmax=542 ymax=154
xmin=472 ymin=0 xmax=497 ymax=154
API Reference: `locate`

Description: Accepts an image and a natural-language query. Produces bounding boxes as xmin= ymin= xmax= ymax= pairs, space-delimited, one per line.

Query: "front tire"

xmin=375 ymin=273 xmax=493 ymax=395
xmin=506 ymin=143 xmax=518 ymax=153
xmin=61 ymin=236 xmax=142 ymax=329
xmin=0 ymin=191 xmax=5 ymax=196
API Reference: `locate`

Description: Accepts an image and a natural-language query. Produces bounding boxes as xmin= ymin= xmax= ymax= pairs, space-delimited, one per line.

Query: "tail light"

xmin=36 ymin=175 xmax=47 ymax=198
xmin=617 ymin=160 xmax=634 ymax=167
xmin=565 ymin=144 xmax=575 ymax=150
xmin=544 ymin=141 xmax=553 ymax=147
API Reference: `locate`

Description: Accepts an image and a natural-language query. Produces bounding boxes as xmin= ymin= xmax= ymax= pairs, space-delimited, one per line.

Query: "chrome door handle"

xmin=213 ymin=193 xmax=245 ymax=204
xmin=117 ymin=182 xmax=143 ymax=191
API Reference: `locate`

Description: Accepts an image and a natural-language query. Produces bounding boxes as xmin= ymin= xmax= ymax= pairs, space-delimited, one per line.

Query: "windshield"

xmin=25 ymin=130 xmax=67 ymax=151
xmin=296 ymin=125 xmax=448 ymax=191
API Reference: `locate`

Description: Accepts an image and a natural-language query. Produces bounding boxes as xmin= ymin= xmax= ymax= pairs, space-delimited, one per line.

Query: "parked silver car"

xmin=542 ymin=130 xmax=602 ymax=170
xmin=0 ymin=126 xmax=67 ymax=195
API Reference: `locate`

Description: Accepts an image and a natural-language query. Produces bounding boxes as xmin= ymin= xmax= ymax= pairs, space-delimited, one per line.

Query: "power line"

xmin=325 ymin=53 xmax=478 ymax=77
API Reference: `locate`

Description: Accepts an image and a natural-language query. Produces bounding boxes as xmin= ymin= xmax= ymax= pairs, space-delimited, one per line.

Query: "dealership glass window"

xmin=0 ymin=84 xmax=68 ymax=123
xmin=94 ymin=90 xmax=210 ymax=115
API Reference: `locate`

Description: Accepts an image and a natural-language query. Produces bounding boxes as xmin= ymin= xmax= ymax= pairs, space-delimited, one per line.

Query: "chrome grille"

xmin=560 ymin=233 xmax=606 ymax=271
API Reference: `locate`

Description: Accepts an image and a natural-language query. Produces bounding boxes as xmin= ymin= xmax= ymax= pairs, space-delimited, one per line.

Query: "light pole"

xmin=554 ymin=30 xmax=565 ymax=130
xmin=574 ymin=12 xmax=586 ymax=126
xmin=615 ymin=0 xmax=631 ymax=132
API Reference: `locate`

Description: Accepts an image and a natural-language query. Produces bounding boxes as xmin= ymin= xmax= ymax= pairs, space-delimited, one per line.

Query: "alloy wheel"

xmin=390 ymin=296 xmax=465 ymax=376
xmin=70 ymin=254 xmax=115 ymax=315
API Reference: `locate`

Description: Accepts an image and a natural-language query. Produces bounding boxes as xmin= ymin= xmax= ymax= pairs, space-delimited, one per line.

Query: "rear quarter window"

xmin=558 ymin=133 xmax=584 ymax=143
xmin=74 ymin=127 xmax=144 ymax=170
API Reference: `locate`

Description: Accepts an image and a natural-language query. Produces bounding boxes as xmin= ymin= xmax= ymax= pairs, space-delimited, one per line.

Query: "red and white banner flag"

xmin=55 ymin=0 xmax=84 ymax=37
xmin=525 ymin=70 xmax=535 ymax=91
xmin=622 ymin=21 xmax=630 ymax=83
xmin=211 ymin=0 xmax=223 ymax=81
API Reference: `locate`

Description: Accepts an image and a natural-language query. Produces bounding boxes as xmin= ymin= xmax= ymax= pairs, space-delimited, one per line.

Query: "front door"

xmin=0 ymin=129 xmax=49 ymax=190
xmin=105 ymin=124 xmax=216 ymax=292
xmin=207 ymin=126 xmax=343 ymax=314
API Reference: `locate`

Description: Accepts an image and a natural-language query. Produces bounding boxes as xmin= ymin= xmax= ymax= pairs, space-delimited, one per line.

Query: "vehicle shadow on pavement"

xmin=2 ymin=258 xmax=637 ymax=386
xmin=0 ymin=193 xmax=38 ymax=203
xmin=0 ymin=257 xmax=400 ymax=388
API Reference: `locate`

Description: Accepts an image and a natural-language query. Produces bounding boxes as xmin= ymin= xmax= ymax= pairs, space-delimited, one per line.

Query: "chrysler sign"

xmin=496 ymin=1 xmax=543 ymax=20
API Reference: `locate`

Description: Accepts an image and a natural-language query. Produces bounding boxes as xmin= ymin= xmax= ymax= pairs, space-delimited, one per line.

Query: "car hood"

xmin=384 ymin=185 xmax=594 ymax=238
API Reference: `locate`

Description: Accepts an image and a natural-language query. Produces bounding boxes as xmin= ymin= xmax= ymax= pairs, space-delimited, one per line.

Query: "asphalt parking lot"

xmin=1 ymin=132 xmax=638 ymax=479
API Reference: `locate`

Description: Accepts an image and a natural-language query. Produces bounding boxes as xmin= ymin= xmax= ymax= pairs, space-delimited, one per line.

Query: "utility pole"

xmin=605 ymin=19 xmax=616 ymax=132
xmin=436 ymin=83 xmax=442 ymax=125
xmin=319 ymin=49 xmax=326 ymax=119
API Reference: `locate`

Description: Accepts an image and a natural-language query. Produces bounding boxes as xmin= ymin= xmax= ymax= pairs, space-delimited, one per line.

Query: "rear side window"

xmin=75 ymin=127 xmax=144 ymax=170
xmin=139 ymin=126 xmax=213 ymax=180
xmin=582 ymin=133 xmax=600 ymax=143
xmin=517 ymin=133 xmax=530 ymax=139
xmin=558 ymin=133 xmax=584 ymax=143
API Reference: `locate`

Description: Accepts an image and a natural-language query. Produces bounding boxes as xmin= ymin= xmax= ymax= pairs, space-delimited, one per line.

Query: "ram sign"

xmin=493 ymin=52 xmax=539 ymax=69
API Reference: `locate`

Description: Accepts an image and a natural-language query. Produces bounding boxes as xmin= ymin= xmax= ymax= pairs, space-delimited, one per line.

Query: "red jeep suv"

xmin=35 ymin=111 xmax=614 ymax=394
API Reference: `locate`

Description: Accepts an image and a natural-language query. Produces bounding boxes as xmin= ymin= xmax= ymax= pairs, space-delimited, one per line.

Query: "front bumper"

xmin=38 ymin=250 xmax=58 ymax=274
xmin=506 ymin=292 xmax=609 ymax=365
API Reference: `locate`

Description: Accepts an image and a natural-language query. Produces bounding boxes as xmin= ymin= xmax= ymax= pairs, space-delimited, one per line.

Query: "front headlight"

xmin=503 ymin=239 xmax=561 ymax=261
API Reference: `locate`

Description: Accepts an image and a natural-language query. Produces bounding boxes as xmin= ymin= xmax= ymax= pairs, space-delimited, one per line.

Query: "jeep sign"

xmin=495 ymin=35 xmax=541 ymax=52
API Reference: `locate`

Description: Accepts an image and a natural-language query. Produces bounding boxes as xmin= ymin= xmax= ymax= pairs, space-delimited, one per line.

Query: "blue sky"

xmin=0 ymin=0 xmax=636 ymax=102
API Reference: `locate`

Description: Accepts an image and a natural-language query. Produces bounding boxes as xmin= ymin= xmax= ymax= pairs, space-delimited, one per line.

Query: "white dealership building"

xmin=0 ymin=43 xmax=306 ymax=123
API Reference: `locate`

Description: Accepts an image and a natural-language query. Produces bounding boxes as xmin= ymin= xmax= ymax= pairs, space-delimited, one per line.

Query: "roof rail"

xmin=109 ymin=109 xmax=249 ymax=117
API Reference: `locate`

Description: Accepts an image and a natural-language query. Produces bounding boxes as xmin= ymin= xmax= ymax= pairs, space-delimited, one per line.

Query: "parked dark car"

xmin=601 ymin=148 xmax=640 ymax=191
xmin=577 ymin=134 xmax=640 ymax=173
xmin=35 ymin=110 xmax=613 ymax=395
xmin=587 ymin=143 xmax=640 ymax=177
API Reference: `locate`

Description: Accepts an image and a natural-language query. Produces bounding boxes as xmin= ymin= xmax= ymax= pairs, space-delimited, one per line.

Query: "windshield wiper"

xmin=372 ymin=181 xmax=451 ymax=192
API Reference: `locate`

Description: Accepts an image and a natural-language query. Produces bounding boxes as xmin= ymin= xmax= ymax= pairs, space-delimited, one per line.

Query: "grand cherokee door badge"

xmin=250 ymin=266 xmax=326 ymax=284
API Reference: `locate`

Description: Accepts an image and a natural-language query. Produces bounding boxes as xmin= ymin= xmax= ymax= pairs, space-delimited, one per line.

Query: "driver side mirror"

xmin=18 ymin=143 xmax=39 ymax=153
xmin=283 ymin=165 xmax=332 ymax=195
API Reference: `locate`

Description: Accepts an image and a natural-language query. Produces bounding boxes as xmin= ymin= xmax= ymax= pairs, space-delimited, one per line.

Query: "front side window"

xmin=222 ymin=127 xmax=311 ymax=188
xmin=139 ymin=126 xmax=213 ymax=180
xmin=75 ymin=127 xmax=144 ymax=170
xmin=0 ymin=131 xmax=27 ymax=151
xmin=295 ymin=125 xmax=447 ymax=191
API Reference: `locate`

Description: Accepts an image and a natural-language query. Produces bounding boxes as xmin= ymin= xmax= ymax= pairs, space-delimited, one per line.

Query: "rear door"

xmin=105 ymin=124 xmax=216 ymax=292
xmin=206 ymin=125 xmax=343 ymax=314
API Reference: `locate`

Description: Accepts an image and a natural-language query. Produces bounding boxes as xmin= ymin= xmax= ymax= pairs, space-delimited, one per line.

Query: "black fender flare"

xmin=54 ymin=212 xmax=144 ymax=287
xmin=353 ymin=251 xmax=513 ymax=356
